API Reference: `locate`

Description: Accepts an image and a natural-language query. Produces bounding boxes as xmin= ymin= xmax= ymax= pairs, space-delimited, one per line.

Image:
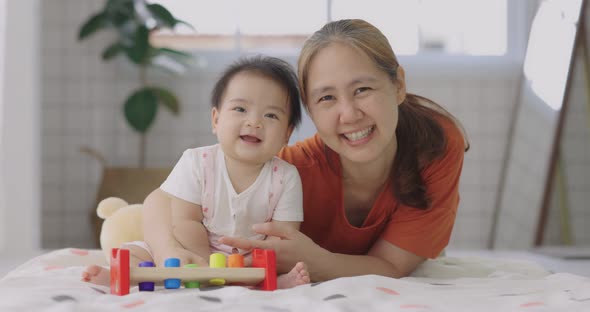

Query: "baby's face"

xmin=211 ymin=71 xmax=293 ymax=166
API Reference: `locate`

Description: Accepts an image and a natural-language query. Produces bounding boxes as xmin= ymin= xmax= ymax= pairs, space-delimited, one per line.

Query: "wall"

xmin=39 ymin=0 xmax=580 ymax=250
xmin=1 ymin=0 xmax=41 ymax=252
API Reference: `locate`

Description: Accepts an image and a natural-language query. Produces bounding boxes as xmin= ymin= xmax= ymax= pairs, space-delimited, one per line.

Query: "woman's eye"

xmin=265 ymin=113 xmax=279 ymax=120
xmin=318 ymin=95 xmax=334 ymax=102
xmin=354 ymin=87 xmax=370 ymax=95
xmin=233 ymin=107 xmax=246 ymax=112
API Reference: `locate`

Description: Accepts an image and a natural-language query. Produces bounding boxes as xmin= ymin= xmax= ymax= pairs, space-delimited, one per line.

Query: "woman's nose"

xmin=339 ymin=99 xmax=363 ymax=123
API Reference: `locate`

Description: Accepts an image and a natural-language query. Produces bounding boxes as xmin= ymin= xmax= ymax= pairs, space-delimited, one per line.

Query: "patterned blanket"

xmin=1 ymin=248 xmax=589 ymax=311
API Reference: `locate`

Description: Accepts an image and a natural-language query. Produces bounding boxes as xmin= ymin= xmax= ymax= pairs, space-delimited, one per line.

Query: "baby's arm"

xmin=143 ymin=189 xmax=208 ymax=266
xmin=170 ymin=196 xmax=211 ymax=259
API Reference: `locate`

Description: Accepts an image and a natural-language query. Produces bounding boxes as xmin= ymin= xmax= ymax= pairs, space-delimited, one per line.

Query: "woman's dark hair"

xmin=298 ymin=19 xmax=469 ymax=210
xmin=211 ymin=55 xmax=302 ymax=129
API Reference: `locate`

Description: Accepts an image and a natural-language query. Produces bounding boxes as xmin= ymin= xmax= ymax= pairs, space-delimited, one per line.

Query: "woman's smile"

xmin=341 ymin=125 xmax=375 ymax=145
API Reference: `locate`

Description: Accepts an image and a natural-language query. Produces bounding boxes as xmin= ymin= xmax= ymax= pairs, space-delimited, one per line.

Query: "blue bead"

xmin=164 ymin=279 xmax=181 ymax=289
xmin=164 ymin=258 xmax=181 ymax=289
xmin=164 ymin=258 xmax=180 ymax=267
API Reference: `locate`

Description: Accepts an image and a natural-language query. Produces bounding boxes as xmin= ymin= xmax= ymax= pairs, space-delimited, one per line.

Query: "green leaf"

xmin=146 ymin=4 xmax=177 ymax=28
xmin=124 ymin=25 xmax=150 ymax=64
xmin=105 ymin=0 xmax=135 ymax=27
xmin=105 ymin=0 xmax=133 ymax=10
xmin=78 ymin=12 xmax=108 ymax=40
xmin=101 ymin=42 xmax=124 ymax=60
xmin=150 ymin=87 xmax=180 ymax=115
xmin=158 ymin=47 xmax=193 ymax=59
xmin=175 ymin=19 xmax=196 ymax=31
xmin=124 ymin=88 xmax=158 ymax=133
xmin=116 ymin=21 xmax=139 ymax=45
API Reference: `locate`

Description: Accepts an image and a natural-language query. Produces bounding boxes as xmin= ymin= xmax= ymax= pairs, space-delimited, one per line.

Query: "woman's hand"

xmin=219 ymin=222 xmax=325 ymax=274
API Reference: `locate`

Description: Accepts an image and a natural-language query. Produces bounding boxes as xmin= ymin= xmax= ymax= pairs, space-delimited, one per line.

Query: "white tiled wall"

xmin=39 ymin=0 xmax=588 ymax=250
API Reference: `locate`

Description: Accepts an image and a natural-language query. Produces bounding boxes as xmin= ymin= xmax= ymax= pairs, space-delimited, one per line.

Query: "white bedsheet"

xmin=1 ymin=248 xmax=589 ymax=311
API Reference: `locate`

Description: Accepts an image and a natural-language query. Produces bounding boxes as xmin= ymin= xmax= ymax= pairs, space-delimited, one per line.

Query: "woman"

xmin=147 ymin=19 xmax=468 ymax=281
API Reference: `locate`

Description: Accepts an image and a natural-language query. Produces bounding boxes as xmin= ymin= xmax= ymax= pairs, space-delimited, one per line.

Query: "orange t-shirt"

xmin=278 ymin=117 xmax=465 ymax=259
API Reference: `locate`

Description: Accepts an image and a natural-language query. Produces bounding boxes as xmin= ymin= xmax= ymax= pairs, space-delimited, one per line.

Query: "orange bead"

xmin=228 ymin=254 xmax=244 ymax=268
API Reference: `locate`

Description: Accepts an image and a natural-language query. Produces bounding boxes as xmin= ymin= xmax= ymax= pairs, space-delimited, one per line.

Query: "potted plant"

xmin=79 ymin=0 xmax=194 ymax=167
xmin=78 ymin=0 xmax=194 ymax=244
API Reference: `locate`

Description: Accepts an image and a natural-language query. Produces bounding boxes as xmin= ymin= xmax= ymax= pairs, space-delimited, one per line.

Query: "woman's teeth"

xmin=344 ymin=126 xmax=374 ymax=141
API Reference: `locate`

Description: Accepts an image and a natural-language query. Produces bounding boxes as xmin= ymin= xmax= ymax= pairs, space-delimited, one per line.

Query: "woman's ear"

xmin=211 ymin=107 xmax=219 ymax=134
xmin=395 ymin=66 xmax=407 ymax=105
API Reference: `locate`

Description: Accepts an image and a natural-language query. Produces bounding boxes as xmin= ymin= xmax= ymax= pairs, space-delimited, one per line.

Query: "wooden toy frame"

xmin=110 ymin=248 xmax=277 ymax=295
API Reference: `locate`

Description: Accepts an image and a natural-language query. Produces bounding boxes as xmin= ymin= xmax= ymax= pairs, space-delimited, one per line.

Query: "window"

xmin=152 ymin=0 xmax=517 ymax=57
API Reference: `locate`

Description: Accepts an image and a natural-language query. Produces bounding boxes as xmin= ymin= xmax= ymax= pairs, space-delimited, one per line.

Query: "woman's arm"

xmin=265 ymin=220 xmax=300 ymax=240
xmin=219 ymin=222 xmax=425 ymax=281
xmin=324 ymin=239 xmax=425 ymax=280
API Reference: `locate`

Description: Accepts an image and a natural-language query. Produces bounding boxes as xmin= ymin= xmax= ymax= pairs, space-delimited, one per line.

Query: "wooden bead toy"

xmin=109 ymin=248 xmax=277 ymax=296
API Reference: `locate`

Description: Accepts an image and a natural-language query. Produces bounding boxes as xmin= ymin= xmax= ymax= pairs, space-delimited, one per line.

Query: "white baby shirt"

xmin=160 ymin=144 xmax=303 ymax=255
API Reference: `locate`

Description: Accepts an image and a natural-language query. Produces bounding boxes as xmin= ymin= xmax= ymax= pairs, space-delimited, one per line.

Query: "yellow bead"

xmin=209 ymin=253 xmax=227 ymax=286
xmin=209 ymin=253 xmax=226 ymax=268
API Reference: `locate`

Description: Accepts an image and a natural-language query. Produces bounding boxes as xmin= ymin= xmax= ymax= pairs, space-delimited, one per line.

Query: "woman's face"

xmin=305 ymin=41 xmax=406 ymax=165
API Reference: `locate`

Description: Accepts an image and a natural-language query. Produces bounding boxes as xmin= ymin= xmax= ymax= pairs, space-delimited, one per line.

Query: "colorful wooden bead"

xmin=138 ymin=261 xmax=155 ymax=291
xmin=209 ymin=253 xmax=226 ymax=286
xmin=228 ymin=254 xmax=244 ymax=268
xmin=183 ymin=264 xmax=200 ymax=288
xmin=164 ymin=258 xmax=181 ymax=289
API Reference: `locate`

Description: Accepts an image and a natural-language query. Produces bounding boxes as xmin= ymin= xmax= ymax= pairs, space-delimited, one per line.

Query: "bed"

xmin=1 ymin=248 xmax=589 ymax=311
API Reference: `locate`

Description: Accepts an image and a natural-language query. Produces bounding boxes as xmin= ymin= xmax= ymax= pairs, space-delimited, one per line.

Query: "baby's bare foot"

xmin=81 ymin=265 xmax=110 ymax=286
xmin=277 ymin=262 xmax=310 ymax=289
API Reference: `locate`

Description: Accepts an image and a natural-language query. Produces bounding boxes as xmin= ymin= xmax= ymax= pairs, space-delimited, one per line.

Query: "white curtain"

xmin=0 ymin=0 xmax=40 ymax=252
xmin=0 ymin=0 xmax=7 ymax=250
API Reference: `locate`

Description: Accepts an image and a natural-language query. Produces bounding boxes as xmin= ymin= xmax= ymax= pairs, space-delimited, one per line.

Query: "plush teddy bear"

xmin=96 ymin=197 xmax=143 ymax=263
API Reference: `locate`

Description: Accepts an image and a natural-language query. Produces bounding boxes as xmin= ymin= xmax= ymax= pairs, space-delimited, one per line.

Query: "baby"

xmin=82 ymin=56 xmax=309 ymax=289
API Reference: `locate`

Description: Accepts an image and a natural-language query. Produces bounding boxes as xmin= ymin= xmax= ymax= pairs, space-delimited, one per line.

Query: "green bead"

xmin=185 ymin=281 xmax=201 ymax=288
xmin=184 ymin=264 xmax=200 ymax=288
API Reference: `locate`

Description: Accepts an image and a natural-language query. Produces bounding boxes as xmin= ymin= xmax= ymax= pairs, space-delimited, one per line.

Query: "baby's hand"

xmin=155 ymin=247 xmax=208 ymax=267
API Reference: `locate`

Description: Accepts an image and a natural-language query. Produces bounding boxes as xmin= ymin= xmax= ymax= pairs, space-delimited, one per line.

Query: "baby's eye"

xmin=264 ymin=113 xmax=279 ymax=120
xmin=318 ymin=95 xmax=335 ymax=102
xmin=232 ymin=106 xmax=246 ymax=112
xmin=354 ymin=87 xmax=371 ymax=95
